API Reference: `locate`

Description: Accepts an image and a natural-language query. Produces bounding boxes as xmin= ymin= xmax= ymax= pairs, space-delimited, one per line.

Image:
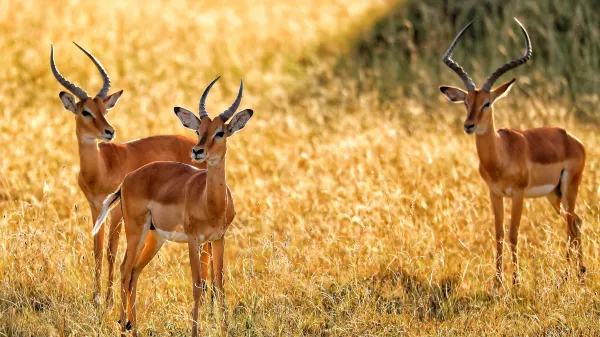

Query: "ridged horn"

xmin=72 ymin=42 xmax=111 ymax=99
xmin=199 ymin=76 xmax=220 ymax=119
xmin=442 ymin=21 xmax=476 ymax=91
xmin=219 ymin=79 xmax=243 ymax=122
xmin=481 ymin=18 xmax=532 ymax=92
xmin=50 ymin=44 xmax=89 ymax=100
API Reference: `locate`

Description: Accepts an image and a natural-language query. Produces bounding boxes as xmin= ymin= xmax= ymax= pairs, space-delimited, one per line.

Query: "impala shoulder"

xmin=497 ymin=128 xmax=525 ymax=144
xmin=98 ymin=141 xmax=125 ymax=158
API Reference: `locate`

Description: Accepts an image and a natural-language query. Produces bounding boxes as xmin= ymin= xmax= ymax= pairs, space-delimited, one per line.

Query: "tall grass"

xmin=2 ymin=0 xmax=600 ymax=336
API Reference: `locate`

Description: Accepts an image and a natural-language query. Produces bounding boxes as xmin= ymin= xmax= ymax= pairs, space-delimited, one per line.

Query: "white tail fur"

xmin=92 ymin=188 xmax=122 ymax=236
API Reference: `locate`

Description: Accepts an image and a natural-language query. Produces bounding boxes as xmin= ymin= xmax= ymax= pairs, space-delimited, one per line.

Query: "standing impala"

xmin=50 ymin=42 xmax=209 ymax=304
xmin=439 ymin=19 xmax=586 ymax=284
xmin=93 ymin=78 xmax=250 ymax=336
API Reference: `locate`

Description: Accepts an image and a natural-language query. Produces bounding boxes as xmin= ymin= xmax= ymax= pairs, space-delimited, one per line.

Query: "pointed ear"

xmin=104 ymin=90 xmax=123 ymax=110
xmin=226 ymin=109 xmax=253 ymax=136
xmin=59 ymin=91 xmax=77 ymax=113
xmin=490 ymin=78 xmax=516 ymax=102
xmin=174 ymin=107 xmax=201 ymax=130
xmin=439 ymin=86 xmax=467 ymax=103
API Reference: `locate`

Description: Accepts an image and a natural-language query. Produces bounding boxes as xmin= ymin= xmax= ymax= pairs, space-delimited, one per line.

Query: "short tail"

xmin=92 ymin=188 xmax=122 ymax=236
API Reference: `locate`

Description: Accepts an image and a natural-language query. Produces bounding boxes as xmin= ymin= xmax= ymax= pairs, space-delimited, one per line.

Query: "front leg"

xmin=188 ymin=237 xmax=205 ymax=337
xmin=90 ymin=205 xmax=104 ymax=304
xmin=489 ymin=191 xmax=505 ymax=285
xmin=106 ymin=205 xmax=123 ymax=307
xmin=509 ymin=189 xmax=524 ymax=285
xmin=211 ymin=237 xmax=228 ymax=331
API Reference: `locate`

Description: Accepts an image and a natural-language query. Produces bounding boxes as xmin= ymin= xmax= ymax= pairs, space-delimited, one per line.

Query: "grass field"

xmin=2 ymin=0 xmax=600 ymax=336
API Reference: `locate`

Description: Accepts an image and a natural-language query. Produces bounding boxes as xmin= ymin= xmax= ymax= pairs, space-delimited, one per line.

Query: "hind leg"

xmin=128 ymin=230 xmax=165 ymax=336
xmin=106 ymin=206 xmax=123 ymax=307
xmin=119 ymin=212 xmax=149 ymax=336
xmin=91 ymin=206 xmax=104 ymax=305
xmin=560 ymin=170 xmax=585 ymax=278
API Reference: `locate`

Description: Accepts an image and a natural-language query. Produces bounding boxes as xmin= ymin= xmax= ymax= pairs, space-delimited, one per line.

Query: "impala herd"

xmin=50 ymin=18 xmax=588 ymax=336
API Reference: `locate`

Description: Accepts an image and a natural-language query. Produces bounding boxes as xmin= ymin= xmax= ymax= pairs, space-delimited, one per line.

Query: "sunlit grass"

xmin=2 ymin=0 xmax=600 ymax=336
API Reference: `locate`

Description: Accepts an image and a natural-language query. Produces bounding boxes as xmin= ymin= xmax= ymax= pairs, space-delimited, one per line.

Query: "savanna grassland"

xmin=3 ymin=0 xmax=600 ymax=336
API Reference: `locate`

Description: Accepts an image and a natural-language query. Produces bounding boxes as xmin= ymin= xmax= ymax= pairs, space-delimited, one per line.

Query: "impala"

xmin=93 ymin=77 xmax=250 ymax=336
xmin=439 ymin=19 xmax=586 ymax=284
xmin=50 ymin=42 xmax=209 ymax=304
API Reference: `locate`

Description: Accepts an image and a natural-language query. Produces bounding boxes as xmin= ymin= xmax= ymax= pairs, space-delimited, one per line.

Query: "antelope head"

xmin=439 ymin=18 xmax=532 ymax=135
xmin=51 ymin=42 xmax=123 ymax=143
xmin=174 ymin=77 xmax=253 ymax=166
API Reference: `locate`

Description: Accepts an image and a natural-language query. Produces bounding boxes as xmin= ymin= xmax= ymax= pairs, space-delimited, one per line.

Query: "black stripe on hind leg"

xmin=554 ymin=169 xmax=565 ymax=198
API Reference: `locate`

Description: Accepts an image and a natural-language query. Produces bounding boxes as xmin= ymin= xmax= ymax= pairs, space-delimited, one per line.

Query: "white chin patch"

xmin=82 ymin=134 xmax=97 ymax=144
xmin=207 ymin=158 xmax=221 ymax=166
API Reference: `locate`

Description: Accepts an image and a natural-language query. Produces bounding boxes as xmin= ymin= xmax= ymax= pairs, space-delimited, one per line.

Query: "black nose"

xmin=105 ymin=129 xmax=114 ymax=135
xmin=193 ymin=148 xmax=204 ymax=155
xmin=464 ymin=123 xmax=475 ymax=133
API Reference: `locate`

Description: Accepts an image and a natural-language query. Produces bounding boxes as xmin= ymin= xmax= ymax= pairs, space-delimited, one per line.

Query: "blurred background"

xmin=2 ymin=0 xmax=600 ymax=335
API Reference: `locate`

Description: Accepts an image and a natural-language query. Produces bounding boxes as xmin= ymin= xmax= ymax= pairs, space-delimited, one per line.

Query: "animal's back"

xmin=500 ymin=127 xmax=584 ymax=165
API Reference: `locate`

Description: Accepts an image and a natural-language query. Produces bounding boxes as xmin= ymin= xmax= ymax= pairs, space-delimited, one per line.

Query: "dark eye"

xmin=82 ymin=111 xmax=92 ymax=117
xmin=482 ymin=102 xmax=490 ymax=109
xmin=215 ymin=131 xmax=225 ymax=138
xmin=195 ymin=130 xmax=200 ymax=135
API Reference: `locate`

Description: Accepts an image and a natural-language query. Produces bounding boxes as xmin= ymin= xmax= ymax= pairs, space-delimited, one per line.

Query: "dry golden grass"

xmin=2 ymin=0 xmax=600 ymax=336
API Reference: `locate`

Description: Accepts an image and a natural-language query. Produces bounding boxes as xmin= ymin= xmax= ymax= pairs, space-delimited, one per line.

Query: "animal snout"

xmin=464 ymin=123 xmax=476 ymax=134
xmin=105 ymin=129 xmax=114 ymax=136
xmin=193 ymin=148 xmax=204 ymax=155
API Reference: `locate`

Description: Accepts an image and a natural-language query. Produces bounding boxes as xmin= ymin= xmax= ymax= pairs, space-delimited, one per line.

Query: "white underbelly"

xmin=524 ymin=184 xmax=556 ymax=198
xmin=155 ymin=228 xmax=189 ymax=243
xmin=496 ymin=184 xmax=557 ymax=198
xmin=153 ymin=229 xmax=224 ymax=243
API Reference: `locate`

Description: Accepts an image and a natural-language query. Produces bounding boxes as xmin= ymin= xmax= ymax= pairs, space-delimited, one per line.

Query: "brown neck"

xmin=205 ymin=156 xmax=228 ymax=218
xmin=474 ymin=112 xmax=503 ymax=171
xmin=76 ymin=128 xmax=103 ymax=182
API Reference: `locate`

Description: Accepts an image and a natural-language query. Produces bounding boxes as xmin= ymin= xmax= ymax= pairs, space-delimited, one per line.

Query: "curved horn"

xmin=482 ymin=18 xmax=532 ymax=92
xmin=219 ymin=79 xmax=243 ymax=122
xmin=72 ymin=42 xmax=111 ymax=99
xmin=199 ymin=76 xmax=220 ymax=119
xmin=50 ymin=44 xmax=89 ymax=100
xmin=442 ymin=21 xmax=476 ymax=91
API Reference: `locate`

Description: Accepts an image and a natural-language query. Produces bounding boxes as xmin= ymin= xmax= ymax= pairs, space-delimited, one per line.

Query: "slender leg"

xmin=91 ymin=206 xmax=103 ymax=304
xmin=200 ymin=242 xmax=212 ymax=314
xmin=489 ymin=191 xmax=505 ymax=285
xmin=106 ymin=206 xmax=123 ymax=306
xmin=119 ymin=214 xmax=147 ymax=336
xmin=211 ymin=238 xmax=227 ymax=330
xmin=119 ymin=251 xmax=128 ymax=336
xmin=547 ymin=193 xmax=573 ymax=264
xmin=188 ymin=238 xmax=205 ymax=337
xmin=562 ymin=173 xmax=585 ymax=278
xmin=509 ymin=189 xmax=524 ymax=285
xmin=128 ymin=231 xmax=165 ymax=337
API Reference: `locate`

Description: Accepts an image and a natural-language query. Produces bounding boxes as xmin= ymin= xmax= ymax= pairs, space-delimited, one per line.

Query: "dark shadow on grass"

xmin=323 ymin=268 xmax=496 ymax=323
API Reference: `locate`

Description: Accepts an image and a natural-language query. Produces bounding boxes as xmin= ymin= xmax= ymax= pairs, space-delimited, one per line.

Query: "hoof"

xmin=125 ymin=321 xmax=132 ymax=330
